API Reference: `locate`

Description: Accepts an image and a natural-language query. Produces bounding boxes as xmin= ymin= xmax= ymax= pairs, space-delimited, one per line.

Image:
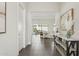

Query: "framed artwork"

xmin=60 ymin=8 xmax=74 ymax=38
xmin=0 ymin=2 xmax=6 ymax=33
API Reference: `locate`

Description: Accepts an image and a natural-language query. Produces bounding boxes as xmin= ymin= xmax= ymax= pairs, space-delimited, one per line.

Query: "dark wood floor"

xmin=19 ymin=35 xmax=60 ymax=56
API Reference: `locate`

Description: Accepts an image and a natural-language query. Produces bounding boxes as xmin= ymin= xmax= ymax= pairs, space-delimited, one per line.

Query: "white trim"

xmin=17 ymin=2 xmax=26 ymax=53
xmin=23 ymin=9 xmax=26 ymax=48
xmin=19 ymin=2 xmax=26 ymax=48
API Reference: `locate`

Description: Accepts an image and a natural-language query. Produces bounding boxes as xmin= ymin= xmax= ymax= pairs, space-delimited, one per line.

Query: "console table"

xmin=54 ymin=33 xmax=79 ymax=56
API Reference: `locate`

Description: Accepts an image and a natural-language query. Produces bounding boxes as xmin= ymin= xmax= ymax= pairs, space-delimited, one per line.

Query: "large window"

xmin=33 ymin=24 xmax=48 ymax=32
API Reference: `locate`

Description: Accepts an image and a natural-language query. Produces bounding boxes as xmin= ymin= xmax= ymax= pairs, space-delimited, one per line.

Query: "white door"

xmin=18 ymin=3 xmax=25 ymax=51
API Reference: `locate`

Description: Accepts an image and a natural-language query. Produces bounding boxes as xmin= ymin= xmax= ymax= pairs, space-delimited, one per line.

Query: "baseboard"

xmin=27 ymin=42 xmax=31 ymax=45
xmin=25 ymin=42 xmax=31 ymax=48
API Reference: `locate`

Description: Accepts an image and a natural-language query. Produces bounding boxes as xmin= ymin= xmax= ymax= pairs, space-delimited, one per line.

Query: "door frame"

xmin=17 ymin=2 xmax=26 ymax=52
xmin=19 ymin=3 xmax=26 ymax=48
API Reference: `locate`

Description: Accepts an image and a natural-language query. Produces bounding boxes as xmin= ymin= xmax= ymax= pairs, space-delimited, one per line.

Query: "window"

xmin=33 ymin=24 xmax=48 ymax=32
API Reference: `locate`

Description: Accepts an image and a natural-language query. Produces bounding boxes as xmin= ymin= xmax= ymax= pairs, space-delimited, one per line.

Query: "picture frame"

xmin=0 ymin=2 xmax=6 ymax=33
xmin=60 ymin=8 xmax=74 ymax=38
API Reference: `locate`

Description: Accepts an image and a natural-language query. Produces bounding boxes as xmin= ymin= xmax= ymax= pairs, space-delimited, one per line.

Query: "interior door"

xmin=18 ymin=4 xmax=24 ymax=51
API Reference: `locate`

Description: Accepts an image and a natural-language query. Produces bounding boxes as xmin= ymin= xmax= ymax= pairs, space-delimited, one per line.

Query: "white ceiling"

xmin=31 ymin=11 xmax=55 ymax=20
xmin=28 ymin=2 xmax=61 ymax=12
xmin=24 ymin=2 xmax=61 ymax=20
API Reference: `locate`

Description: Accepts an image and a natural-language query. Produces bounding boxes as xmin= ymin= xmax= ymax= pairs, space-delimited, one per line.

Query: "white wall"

xmin=24 ymin=3 xmax=32 ymax=45
xmin=23 ymin=3 xmax=28 ymax=46
xmin=17 ymin=3 xmax=26 ymax=51
xmin=27 ymin=12 xmax=32 ymax=44
xmin=54 ymin=13 xmax=61 ymax=29
xmin=0 ymin=2 xmax=18 ymax=56
xmin=60 ymin=2 xmax=79 ymax=33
